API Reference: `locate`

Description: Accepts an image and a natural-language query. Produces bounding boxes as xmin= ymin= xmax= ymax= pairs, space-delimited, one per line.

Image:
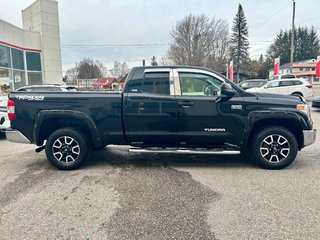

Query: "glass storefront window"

xmin=0 ymin=45 xmax=11 ymax=68
xmin=26 ymin=52 xmax=41 ymax=71
xmin=0 ymin=68 xmax=12 ymax=93
xmin=28 ymin=72 xmax=42 ymax=85
xmin=13 ymin=70 xmax=26 ymax=89
xmin=12 ymin=48 xmax=24 ymax=70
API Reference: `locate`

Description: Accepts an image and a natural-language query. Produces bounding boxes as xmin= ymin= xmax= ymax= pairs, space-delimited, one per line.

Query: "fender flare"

xmin=243 ymin=110 xmax=309 ymax=147
xmin=33 ymin=110 xmax=103 ymax=148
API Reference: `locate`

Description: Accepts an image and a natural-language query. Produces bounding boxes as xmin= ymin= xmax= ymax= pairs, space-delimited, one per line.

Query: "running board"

xmin=129 ymin=147 xmax=241 ymax=155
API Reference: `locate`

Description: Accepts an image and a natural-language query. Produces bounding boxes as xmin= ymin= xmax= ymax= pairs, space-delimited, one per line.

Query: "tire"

xmin=250 ymin=126 xmax=298 ymax=169
xmin=45 ymin=128 xmax=90 ymax=170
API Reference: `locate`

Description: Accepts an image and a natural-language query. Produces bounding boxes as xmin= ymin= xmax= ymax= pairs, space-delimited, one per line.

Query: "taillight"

xmin=7 ymin=99 xmax=15 ymax=121
xmin=306 ymin=84 xmax=312 ymax=89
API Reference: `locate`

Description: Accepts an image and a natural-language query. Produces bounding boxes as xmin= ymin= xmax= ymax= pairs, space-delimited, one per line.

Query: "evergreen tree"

xmin=229 ymin=4 xmax=250 ymax=83
xmin=266 ymin=26 xmax=320 ymax=66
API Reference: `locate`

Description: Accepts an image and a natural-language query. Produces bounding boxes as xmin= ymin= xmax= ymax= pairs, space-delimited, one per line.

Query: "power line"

xmin=61 ymin=43 xmax=169 ymax=48
xmin=296 ymin=16 xmax=320 ymax=25
xmin=251 ymin=0 xmax=292 ymax=33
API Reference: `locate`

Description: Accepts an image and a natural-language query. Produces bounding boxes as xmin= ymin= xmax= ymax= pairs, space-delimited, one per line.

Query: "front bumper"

xmin=5 ymin=129 xmax=31 ymax=144
xmin=303 ymin=129 xmax=316 ymax=147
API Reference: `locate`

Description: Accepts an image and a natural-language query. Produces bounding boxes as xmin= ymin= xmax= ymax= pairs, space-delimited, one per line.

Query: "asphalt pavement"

xmin=0 ymin=108 xmax=319 ymax=239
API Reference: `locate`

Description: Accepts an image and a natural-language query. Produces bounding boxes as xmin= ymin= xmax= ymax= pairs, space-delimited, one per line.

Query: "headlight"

xmin=296 ymin=104 xmax=311 ymax=119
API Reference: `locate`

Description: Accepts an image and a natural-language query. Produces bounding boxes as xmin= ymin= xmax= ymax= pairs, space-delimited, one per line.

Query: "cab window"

xmin=125 ymin=68 xmax=144 ymax=93
xmin=142 ymin=72 xmax=170 ymax=95
xmin=178 ymin=72 xmax=222 ymax=96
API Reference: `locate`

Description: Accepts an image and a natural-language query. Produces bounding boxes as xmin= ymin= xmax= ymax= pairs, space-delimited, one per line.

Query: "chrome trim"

xmin=129 ymin=148 xmax=240 ymax=155
xmin=303 ymin=129 xmax=316 ymax=147
xmin=5 ymin=129 xmax=31 ymax=144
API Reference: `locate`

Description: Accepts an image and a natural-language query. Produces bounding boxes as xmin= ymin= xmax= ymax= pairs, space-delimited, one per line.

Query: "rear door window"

xmin=142 ymin=72 xmax=170 ymax=95
xmin=279 ymin=81 xmax=293 ymax=87
xmin=293 ymin=80 xmax=303 ymax=85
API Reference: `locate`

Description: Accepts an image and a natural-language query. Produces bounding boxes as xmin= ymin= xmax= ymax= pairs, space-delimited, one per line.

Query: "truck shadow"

xmin=87 ymin=146 xmax=256 ymax=169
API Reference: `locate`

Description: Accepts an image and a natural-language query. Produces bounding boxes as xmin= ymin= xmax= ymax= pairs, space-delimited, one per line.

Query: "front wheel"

xmin=45 ymin=128 xmax=90 ymax=170
xmin=251 ymin=126 xmax=298 ymax=169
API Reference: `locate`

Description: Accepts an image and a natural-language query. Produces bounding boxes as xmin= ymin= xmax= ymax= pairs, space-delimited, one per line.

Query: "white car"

xmin=269 ymin=74 xmax=297 ymax=80
xmin=0 ymin=94 xmax=10 ymax=132
xmin=247 ymin=78 xmax=313 ymax=98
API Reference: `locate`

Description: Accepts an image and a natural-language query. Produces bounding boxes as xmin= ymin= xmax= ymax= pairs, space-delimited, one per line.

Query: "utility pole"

xmin=290 ymin=0 xmax=295 ymax=73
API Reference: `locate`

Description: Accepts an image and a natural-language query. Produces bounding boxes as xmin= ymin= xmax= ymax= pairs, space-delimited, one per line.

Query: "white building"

xmin=0 ymin=0 xmax=62 ymax=91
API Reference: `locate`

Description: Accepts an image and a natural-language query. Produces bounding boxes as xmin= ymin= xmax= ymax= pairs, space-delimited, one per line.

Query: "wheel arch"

xmin=291 ymin=91 xmax=303 ymax=97
xmin=34 ymin=110 xmax=103 ymax=148
xmin=246 ymin=118 xmax=304 ymax=150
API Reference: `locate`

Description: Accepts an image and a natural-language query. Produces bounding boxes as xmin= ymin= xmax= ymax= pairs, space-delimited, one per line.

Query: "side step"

xmin=129 ymin=147 xmax=241 ymax=155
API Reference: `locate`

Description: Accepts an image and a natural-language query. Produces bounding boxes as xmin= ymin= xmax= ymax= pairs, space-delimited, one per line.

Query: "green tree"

xmin=76 ymin=58 xmax=105 ymax=79
xmin=266 ymin=26 xmax=320 ymax=66
xmin=229 ymin=4 xmax=250 ymax=83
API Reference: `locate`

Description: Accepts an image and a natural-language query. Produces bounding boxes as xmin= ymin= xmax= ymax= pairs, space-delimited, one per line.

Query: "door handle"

xmin=139 ymin=102 xmax=144 ymax=111
xmin=125 ymin=98 xmax=131 ymax=107
xmin=178 ymin=101 xmax=194 ymax=108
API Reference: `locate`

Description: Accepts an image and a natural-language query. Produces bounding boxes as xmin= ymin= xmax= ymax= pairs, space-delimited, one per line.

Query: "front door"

xmin=173 ymin=68 xmax=245 ymax=146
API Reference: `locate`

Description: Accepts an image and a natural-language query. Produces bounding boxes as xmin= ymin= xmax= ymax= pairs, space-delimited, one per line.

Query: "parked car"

xmin=269 ymin=74 xmax=297 ymax=80
xmin=312 ymin=96 xmax=320 ymax=108
xmin=246 ymin=78 xmax=313 ymax=98
xmin=238 ymin=79 xmax=268 ymax=90
xmin=15 ymin=85 xmax=77 ymax=92
xmin=5 ymin=66 xmax=316 ymax=170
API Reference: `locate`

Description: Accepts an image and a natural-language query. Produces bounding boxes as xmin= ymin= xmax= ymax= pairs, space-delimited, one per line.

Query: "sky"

xmin=1 ymin=0 xmax=320 ymax=74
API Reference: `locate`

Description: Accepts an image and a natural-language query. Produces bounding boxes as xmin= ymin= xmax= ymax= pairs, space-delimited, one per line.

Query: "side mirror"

xmin=220 ymin=83 xmax=236 ymax=101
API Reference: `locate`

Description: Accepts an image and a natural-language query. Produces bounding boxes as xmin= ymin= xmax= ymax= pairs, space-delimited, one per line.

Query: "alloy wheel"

xmin=259 ymin=134 xmax=290 ymax=163
xmin=52 ymin=136 xmax=80 ymax=163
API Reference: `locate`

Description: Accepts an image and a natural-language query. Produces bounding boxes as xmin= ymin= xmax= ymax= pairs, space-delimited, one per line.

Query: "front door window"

xmin=178 ymin=72 xmax=222 ymax=97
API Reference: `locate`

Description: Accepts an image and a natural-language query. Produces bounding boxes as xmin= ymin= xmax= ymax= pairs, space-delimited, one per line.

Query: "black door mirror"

xmin=217 ymin=83 xmax=236 ymax=102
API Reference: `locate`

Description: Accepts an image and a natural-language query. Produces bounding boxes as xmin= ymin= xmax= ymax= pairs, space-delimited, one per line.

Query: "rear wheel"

xmin=45 ymin=128 xmax=90 ymax=170
xmin=251 ymin=126 xmax=298 ymax=169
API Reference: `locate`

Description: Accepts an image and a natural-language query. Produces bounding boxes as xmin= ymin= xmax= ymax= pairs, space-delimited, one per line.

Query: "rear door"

xmin=278 ymin=80 xmax=295 ymax=94
xmin=123 ymin=68 xmax=179 ymax=145
xmin=264 ymin=81 xmax=281 ymax=94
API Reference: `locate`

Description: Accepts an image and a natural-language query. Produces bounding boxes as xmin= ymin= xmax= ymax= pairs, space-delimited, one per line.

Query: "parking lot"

xmin=0 ymin=102 xmax=320 ymax=239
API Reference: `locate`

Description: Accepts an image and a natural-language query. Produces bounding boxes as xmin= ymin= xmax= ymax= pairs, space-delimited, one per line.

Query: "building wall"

xmin=22 ymin=0 xmax=62 ymax=84
xmin=0 ymin=0 xmax=62 ymax=91
xmin=0 ymin=20 xmax=42 ymax=91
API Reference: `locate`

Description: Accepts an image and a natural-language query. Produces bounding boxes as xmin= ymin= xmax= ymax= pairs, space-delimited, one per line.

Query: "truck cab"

xmin=123 ymin=67 xmax=244 ymax=148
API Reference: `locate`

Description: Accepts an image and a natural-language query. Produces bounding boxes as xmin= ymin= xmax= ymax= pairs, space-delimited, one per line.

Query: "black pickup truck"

xmin=6 ymin=66 xmax=316 ymax=170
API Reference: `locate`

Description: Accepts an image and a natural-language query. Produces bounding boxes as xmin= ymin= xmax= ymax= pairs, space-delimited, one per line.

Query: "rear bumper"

xmin=303 ymin=129 xmax=316 ymax=147
xmin=5 ymin=129 xmax=31 ymax=144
